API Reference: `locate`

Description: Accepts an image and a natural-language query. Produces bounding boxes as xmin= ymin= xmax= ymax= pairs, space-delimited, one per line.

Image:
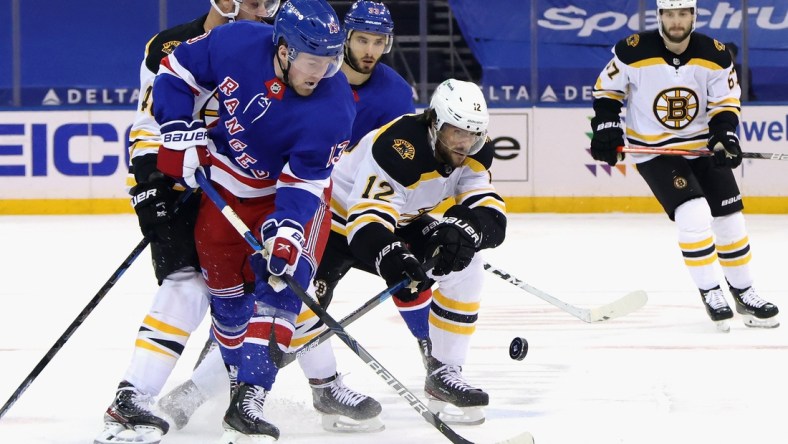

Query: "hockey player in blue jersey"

xmin=150 ymin=1 xmax=419 ymax=433
xmin=94 ymin=2 xmax=280 ymax=444
xmin=153 ymin=0 xmax=356 ymax=440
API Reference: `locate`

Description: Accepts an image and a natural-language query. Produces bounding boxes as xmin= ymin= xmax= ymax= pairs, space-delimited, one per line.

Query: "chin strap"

xmin=276 ymin=51 xmax=291 ymax=87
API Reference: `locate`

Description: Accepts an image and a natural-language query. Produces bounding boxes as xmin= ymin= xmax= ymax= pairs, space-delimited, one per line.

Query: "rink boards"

xmin=0 ymin=106 xmax=786 ymax=214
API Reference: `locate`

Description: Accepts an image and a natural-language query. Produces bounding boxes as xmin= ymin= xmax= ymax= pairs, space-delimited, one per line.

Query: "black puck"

xmin=509 ymin=337 xmax=528 ymax=360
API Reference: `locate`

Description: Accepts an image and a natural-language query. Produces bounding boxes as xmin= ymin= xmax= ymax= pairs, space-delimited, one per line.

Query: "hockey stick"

xmin=0 ymin=189 xmax=194 ymax=420
xmin=484 ymin=262 xmax=647 ymax=323
xmin=271 ymin=278 xmax=409 ymax=368
xmin=618 ymin=146 xmax=788 ymax=160
xmin=281 ymin=274 xmax=534 ymax=444
xmin=195 ymin=171 xmax=535 ymax=444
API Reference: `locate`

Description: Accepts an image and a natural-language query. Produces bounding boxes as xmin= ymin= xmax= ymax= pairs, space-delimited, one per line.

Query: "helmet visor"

xmin=437 ymin=124 xmax=486 ymax=156
xmin=289 ymin=49 xmax=344 ymax=79
xmin=239 ymin=0 xmax=280 ymax=18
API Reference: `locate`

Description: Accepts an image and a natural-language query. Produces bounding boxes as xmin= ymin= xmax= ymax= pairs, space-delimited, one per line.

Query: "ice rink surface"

xmin=1 ymin=213 xmax=787 ymax=444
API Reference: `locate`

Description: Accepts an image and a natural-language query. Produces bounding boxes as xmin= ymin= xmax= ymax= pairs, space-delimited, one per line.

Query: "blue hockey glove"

xmin=157 ymin=120 xmax=211 ymax=188
xmin=261 ymin=219 xmax=305 ymax=276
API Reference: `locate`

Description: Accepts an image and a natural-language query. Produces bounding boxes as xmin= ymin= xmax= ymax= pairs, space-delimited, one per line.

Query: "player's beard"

xmin=347 ymin=50 xmax=379 ymax=75
xmin=662 ymin=23 xmax=692 ymax=44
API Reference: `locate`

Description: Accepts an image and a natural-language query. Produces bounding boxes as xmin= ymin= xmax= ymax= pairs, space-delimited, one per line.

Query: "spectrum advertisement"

xmin=449 ymin=0 xmax=788 ymax=105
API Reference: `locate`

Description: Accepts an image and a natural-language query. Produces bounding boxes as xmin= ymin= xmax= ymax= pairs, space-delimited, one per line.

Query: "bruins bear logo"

xmin=392 ymin=138 xmax=415 ymax=160
xmin=653 ymin=87 xmax=699 ymax=130
xmin=626 ymin=34 xmax=640 ymax=47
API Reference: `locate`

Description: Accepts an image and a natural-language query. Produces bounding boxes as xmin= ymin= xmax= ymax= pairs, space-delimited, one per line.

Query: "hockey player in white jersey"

xmin=94 ymin=2 xmax=280 ymax=444
xmin=314 ymin=79 xmax=507 ymax=424
xmin=590 ymin=0 xmax=778 ymax=332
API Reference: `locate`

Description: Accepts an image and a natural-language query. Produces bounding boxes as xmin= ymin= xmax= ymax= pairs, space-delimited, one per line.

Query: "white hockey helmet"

xmin=657 ymin=0 xmax=697 ymax=38
xmin=657 ymin=0 xmax=696 ymax=9
xmin=211 ymin=0 xmax=280 ymax=22
xmin=429 ymin=79 xmax=489 ymax=155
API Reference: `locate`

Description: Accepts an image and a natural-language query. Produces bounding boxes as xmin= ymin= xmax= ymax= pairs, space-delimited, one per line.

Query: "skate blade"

xmin=320 ymin=414 xmax=385 ymax=433
xmin=94 ymin=423 xmax=163 ymax=444
xmin=218 ymin=428 xmax=277 ymax=444
xmin=427 ymin=399 xmax=485 ymax=425
xmin=742 ymin=314 xmax=780 ymax=329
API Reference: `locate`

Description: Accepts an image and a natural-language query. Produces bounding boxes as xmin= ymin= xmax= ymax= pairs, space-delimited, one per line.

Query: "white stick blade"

xmin=497 ymin=431 xmax=535 ymax=444
xmin=588 ymin=290 xmax=648 ymax=322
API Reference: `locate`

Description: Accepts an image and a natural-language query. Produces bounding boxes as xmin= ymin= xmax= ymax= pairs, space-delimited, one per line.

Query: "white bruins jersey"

xmin=593 ymin=31 xmax=741 ymax=162
xmin=330 ymin=113 xmax=506 ymax=245
xmin=127 ymin=15 xmax=219 ymax=190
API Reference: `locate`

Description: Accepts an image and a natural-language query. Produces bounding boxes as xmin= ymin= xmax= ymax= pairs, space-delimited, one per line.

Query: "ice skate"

xmin=94 ymin=381 xmax=169 ymax=444
xmin=157 ymin=379 xmax=207 ymax=431
xmin=425 ymin=361 xmax=488 ymax=425
xmin=416 ymin=337 xmax=432 ymax=371
xmin=699 ymin=286 xmax=733 ymax=332
xmin=219 ymin=383 xmax=279 ymax=444
xmin=310 ymin=373 xmax=384 ymax=433
xmin=729 ymin=285 xmax=780 ymax=328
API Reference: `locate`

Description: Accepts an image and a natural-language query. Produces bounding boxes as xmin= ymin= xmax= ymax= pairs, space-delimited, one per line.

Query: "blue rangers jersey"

xmin=349 ymin=62 xmax=414 ymax=147
xmin=154 ymin=21 xmax=355 ymax=226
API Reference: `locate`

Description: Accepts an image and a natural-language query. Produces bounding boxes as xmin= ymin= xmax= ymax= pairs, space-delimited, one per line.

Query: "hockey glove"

xmin=590 ymin=117 xmax=625 ymax=166
xmin=708 ymin=130 xmax=742 ymax=168
xmin=261 ymin=219 xmax=305 ymax=277
xmin=425 ymin=205 xmax=481 ymax=276
xmin=157 ymin=120 xmax=211 ymax=188
xmin=129 ymin=172 xmax=177 ymax=241
xmin=375 ymin=241 xmax=430 ymax=302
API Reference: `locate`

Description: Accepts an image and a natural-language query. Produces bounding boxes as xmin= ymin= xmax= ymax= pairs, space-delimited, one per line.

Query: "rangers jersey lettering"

xmin=153 ymin=21 xmax=355 ymax=226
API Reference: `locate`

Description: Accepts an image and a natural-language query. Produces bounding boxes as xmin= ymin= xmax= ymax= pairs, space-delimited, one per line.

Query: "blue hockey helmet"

xmin=344 ymin=1 xmax=394 ymax=53
xmin=273 ymin=0 xmax=345 ymax=59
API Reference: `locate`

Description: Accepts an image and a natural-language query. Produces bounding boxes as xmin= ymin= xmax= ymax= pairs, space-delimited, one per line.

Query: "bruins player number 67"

xmin=589 ymin=0 xmax=779 ymax=332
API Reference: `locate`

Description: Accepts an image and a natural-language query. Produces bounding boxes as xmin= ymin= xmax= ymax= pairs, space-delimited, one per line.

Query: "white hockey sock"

xmin=675 ymin=198 xmax=719 ymax=291
xmin=297 ymin=339 xmax=337 ymax=380
xmin=712 ymin=211 xmax=754 ymax=290
xmin=191 ymin=345 xmax=230 ymax=398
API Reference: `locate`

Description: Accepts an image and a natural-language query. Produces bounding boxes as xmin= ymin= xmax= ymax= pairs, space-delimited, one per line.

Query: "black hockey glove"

xmin=708 ymin=130 xmax=742 ymax=168
xmin=130 ymin=172 xmax=177 ymax=241
xmin=425 ymin=205 xmax=481 ymax=276
xmin=590 ymin=117 xmax=625 ymax=166
xmin=375 ymin=240 xmax=430 ymax=302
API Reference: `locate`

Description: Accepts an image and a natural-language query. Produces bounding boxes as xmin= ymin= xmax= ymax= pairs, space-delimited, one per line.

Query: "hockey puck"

xmin=509 ymin=337 xmax=528 ymax=360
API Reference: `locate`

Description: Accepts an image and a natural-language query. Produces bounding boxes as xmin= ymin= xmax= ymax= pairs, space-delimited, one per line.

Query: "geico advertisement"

xmin=0 ymin=111 xmax=134 ymax=199
xmin=529 ymin=106 xmax=788 ymax=197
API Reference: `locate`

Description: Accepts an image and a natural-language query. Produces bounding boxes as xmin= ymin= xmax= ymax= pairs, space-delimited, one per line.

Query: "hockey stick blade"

xmin=496 ymin=432 xmax=536 ymax=444
xmin=484 ymin=262 xmax=647 ymax=323
xmin=618 ymin=146 xmax=788 ymax=161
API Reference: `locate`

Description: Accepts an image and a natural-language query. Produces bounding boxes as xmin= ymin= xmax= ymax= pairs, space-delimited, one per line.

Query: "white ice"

xmin=1 ymin=213 xmax=787 ymax=444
